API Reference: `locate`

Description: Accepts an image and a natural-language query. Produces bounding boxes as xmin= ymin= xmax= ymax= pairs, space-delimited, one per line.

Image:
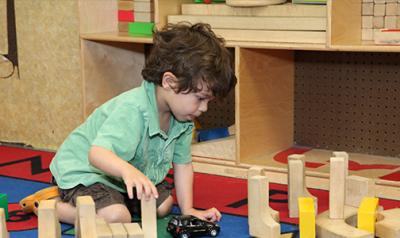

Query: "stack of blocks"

xmin=361 ymin=0 xmax=400 ymax=42
xmin=118 ymin=0 xmax=155 ymax=36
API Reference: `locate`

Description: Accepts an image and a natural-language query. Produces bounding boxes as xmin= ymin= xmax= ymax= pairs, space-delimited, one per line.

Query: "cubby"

xmin=79 ymin=0 xmax=400 ymax=199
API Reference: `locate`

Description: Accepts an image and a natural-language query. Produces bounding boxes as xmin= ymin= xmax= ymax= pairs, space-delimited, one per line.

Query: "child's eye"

xmin=196 ymin=96 xmax=205 ymax=101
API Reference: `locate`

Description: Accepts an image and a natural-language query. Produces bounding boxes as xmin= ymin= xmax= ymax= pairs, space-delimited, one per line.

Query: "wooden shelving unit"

xmin=78 ymin=0 xmax=400 ymax=200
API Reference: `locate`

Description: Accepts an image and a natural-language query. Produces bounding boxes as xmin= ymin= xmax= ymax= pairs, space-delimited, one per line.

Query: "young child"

xmin=21 ymin=22 xmax=236 ymax=224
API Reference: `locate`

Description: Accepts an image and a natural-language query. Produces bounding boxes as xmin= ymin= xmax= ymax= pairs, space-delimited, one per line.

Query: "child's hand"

xmin=121 ymin=165 xmax=159 ymax=200
xmin=185 ymin=207 xmax=222 ymax=222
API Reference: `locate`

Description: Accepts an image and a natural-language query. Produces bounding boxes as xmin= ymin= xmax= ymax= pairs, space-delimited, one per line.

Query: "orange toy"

xmin=19 ymin=186 xmax=59 ymax=215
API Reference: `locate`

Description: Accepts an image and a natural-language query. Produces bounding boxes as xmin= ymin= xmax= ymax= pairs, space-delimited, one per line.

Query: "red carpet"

xmin=1 ymin=145 xmax=399 ymax=227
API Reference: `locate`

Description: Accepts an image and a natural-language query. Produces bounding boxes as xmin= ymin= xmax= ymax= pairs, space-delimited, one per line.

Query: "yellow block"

xmin=298 ymin=197 xmax=315 ymax=238
xmin=357 ymin=197 xmax=379 ymax=233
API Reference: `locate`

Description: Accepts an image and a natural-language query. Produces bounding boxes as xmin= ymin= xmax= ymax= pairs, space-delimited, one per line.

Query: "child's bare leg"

xmin=97 ymin=204 xmax=131 ymax=223
xmin=55 ymin=198 xmax=76 ymax=224
xmin=157 ymin=195 xmax=173 ymax=218
xmin=56 ymin=198 xmax=131 ymax=224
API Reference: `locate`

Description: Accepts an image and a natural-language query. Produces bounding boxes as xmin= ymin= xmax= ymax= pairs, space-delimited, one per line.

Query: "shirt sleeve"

xmin=172 ymin=125 xmax=194 ymax=164
xmin=92 ymin=105 xmax=143 ymax=162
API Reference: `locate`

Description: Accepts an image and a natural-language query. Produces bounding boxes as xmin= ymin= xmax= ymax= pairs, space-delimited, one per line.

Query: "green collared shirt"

xmin=50 ymin=81 xmax=193 ymax=192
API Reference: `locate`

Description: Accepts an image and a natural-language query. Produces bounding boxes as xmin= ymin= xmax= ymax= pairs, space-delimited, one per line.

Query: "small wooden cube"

xmin=374 ymin=3 xmax=386 ymax=16
xmin=386 ymin=2 xmax=398 ymax=15
xmin=362 ymin=2 xmax=374 ymax=15
xmin=373 ymin=16 xmax=385 ymax=28
xmin=385 ymin=16 xmax=397 ymax=28
xmin=362 ymin=29 xmax=374 ymax=41
xmin=363 ymin=16 xmax=374 ymax=28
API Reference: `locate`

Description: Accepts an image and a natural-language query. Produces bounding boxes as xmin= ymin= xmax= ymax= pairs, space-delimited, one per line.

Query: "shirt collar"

xmin=143 ymin=81 xmax=193 ymax=138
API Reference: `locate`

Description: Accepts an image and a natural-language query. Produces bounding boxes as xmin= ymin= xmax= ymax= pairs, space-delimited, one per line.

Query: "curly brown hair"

xmin=141 ymin=22 xmax=236 ymax=99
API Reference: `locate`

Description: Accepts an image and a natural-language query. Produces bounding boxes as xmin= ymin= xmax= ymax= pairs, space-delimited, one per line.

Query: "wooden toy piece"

xmin=248 ymin=175 xmax=280 ymax=238
xmin=226 ymin=0 xmax=287 ymax=7
xmin=316 ymin=205 xmax=373 ymax=238
xmin=375 ymin=208 xmax=400 ymax=238
xmin=288 ymin=154 xmax=317 ymax=218
xmin=38 ymin=199 xmax=61 ymax=238
xmin=357 ymin=197 xmax=379 ymax=233
xmin=298 ymin=197 xmax=315 ymax=238
xmin=75 ymin=196 xmax=97 ymax=238
xmin=332 ymin=151 xmax=349 ymax=176
xmin=346 ymin=176 xmax=374 ymax=208
xmin=140 ymin=198 xmax=157 ymax=238
xmin=248 ymin=167 xmax=279 ymax=221
xmin=123 ymin=223 xmax=144 ymax=238
xmin=0 ymin=208 xmax=8 ymax=238
xmin=0 ymin=194 xmax=8 ymax=220
xmin=329 ymin=157 xmax=346 ymax=219
xmin=109 ymin=223 xmax=128 ymax=238
xmin=95 ymin=218 xmax=112 ymax=238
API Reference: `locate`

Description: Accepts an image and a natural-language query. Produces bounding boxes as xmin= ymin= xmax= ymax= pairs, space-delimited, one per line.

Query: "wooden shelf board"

xmin=80 ymin=32 xmax=153 ymax=44
xmin=329 ymin=43 xmax=400 ymax=52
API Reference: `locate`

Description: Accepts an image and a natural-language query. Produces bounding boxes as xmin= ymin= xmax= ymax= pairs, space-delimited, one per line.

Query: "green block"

xmin=128 ymin=22 xmax=155 ymax=37
xmin=0 ymin=193 xmax=8 ymax=220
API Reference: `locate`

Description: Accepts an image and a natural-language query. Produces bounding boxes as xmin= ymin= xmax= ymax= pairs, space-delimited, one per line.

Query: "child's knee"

xmin=97 ymin=204 xmax=131 ymax=223
xmin=157 ymin=195 xmax=173 ymax=217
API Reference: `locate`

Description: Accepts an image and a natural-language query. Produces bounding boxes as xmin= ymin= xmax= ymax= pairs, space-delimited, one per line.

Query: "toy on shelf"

xmin=167 ymin=215 xmax=220 ymax=237
xmin=226 ymin=0 xmax=287 ymax=7
xmin=194 ymin=0 xmax=226 ymax=3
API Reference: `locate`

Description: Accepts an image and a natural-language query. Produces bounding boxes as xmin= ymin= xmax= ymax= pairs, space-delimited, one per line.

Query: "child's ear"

xmin=161 ymin=72 xmax=178 ymax=90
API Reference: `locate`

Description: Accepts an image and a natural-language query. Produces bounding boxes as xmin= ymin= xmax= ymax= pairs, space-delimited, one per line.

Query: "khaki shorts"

xmin=55 ymin=180 xmax=173 ymax=215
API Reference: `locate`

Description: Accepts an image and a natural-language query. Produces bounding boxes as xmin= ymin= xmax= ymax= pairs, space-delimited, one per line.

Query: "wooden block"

xmin=316 ymin=205 xmax=374 ymax=238
xmin=357 ymin=197 xmax=379 ymax=233
xmin=374 ymin=3 xmax=386 ymax=16
xmin=191 ymin=136 xmax=235 ymax=161
xmin=212 ymin=29 xmax=326 ymax=44
xmin=96 ymin=218 xmax=112 ymax=238
xmin=362 ymin=28 xmax=374 ymax=40
xmin=38 ymin=200 xmax=61 ymax=238
xmin=124 ymin=223 xmax=144 ymax=238
xmin=76 ymin=196 xmax=97 ymax=238
xmin=385 ymin=16 xmax=397 ymax=28
xmin=119 ymin=22 xmax=129 ymax=32
xmin=362 ymin=2 xmax=374 ymax=15
xmin=374 ymin=0 xmax=386 ymax=3
xmin=332 ymin=151 xmax=349 ymax=176
xmin=168 ymin=15 xmax=326 ymax=31
xmin=134 ymin=12 xmax=154 ymax=22
xmin=118 ymin=10 xmax=134 ymax=22
xmin=109 ymin=223 xmax=128 ymax=238
xmin=363 ymin=16 xmax=374 ymax=28
xmin=397 ymin=16 xmax=400 ymax=28
xmin=398 ymin=3 xmax=400 ymax=15
xmin=181 ymin=3 xmax=327 ymax=17
xmin=374 ymin=28 xmax=400 ymax=44
xmin=226 ymin=0 xmax=287 ymax=7
xmin=376 ymin=208 xmax=400 ymax=238
xmin=373 ymin=16 xmax=385 ymax=28
xmin=134 ymin=1 xmax=154 ymax=12
xmin=118 ymin=0 xmax=134 ymax=11
xmin=141 ymin=198 xmax=157 ymax=238
xmin=346 ymin=176 xmax=374 ymax=208
xmin=329 ymin=157 xmax=346 ymax=219
xmin=0 ymin=208 xmax=8 ymax=238
xmin=363 ymin=0 xmax=373 ymax=2
xmin=288 ymin=155 xmax=318 ymax=218
xmin=386 ymin=2 xmax=398 ymax=15
xmin=248 ymin=167 xmax=280 ymax=221
xmin=248 ymin=175 xmax=280 ymax=238
xmin=299 ymin=197 xmax=315 ymax=238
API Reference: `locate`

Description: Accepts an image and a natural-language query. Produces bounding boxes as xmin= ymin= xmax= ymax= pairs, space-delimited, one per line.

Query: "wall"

xmin=0 ymin=0 xmax=83 ymax=150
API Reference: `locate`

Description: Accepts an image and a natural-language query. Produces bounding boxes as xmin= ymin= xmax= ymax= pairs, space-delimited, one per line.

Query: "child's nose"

xmin=199 ymin=101 xmax=208 ymax=112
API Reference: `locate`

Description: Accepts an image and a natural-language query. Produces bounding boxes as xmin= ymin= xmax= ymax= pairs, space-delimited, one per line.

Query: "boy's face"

xmin=163 ymin=74 xmax=214 ymax=122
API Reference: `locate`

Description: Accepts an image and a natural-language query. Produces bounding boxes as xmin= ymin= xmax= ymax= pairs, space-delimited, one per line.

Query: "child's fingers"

xmin=136 ymin=183 xmax=143 ymax=200
xmin=126 ymin=185 xmax=134 ymax=199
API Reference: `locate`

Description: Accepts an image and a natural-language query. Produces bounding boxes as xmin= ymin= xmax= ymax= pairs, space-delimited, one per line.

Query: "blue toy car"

xmin=167 ymin=215 xmax=220 ymax=238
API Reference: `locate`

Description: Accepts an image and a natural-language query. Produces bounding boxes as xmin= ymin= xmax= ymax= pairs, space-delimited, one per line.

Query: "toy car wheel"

xmin=180 ymin=233 xmax=189 ymax=238
xmin=210 ymin=229 xmax=218 ymax=237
